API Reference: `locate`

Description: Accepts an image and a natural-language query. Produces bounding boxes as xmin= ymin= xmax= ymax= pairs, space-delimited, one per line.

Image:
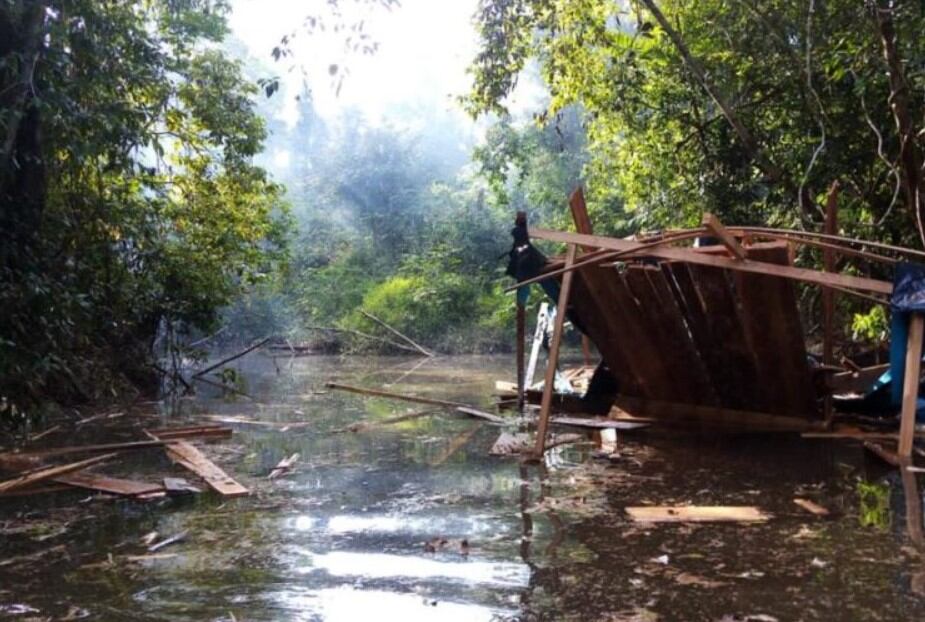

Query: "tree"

xmin=0 ymin=1 xmax=287 ymax=418
xmin=466 ymin=0 xmax=925 ymax=245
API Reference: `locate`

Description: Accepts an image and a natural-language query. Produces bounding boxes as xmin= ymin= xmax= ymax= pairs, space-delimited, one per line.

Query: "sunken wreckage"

xmin=505 ymin=188 xmax=925 ymax=463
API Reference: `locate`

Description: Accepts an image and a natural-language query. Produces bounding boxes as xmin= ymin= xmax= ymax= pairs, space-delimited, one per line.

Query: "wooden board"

xmin=0 ymin=453 xmax=117 ymax=494
xmin=571 ymin=269 xmax=643 ymax=396
xmin=147 ymin=435 xmax=248 ymax=497
xmin=685 ymin=263 xmax=766 ymax=411
xmin=734 ymin=245 xmax=817 ymax=418
xmin=53 ymin=472 xmax=164 ymax=497
xmin=529 ymin=227 xmax=893 ymax=295
xmin=550 ymin=416 xmax=649 ymax=431
xmin=626 ymin=506 xmax=770 ymax=523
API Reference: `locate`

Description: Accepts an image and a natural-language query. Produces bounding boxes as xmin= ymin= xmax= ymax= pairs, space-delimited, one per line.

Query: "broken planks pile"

xmin=0 ymin=424 xmax=248 ymax=500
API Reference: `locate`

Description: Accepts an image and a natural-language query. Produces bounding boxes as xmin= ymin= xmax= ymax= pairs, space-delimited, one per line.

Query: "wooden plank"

xmin=600 ymin=268 xmax=679 ymax=400
xmin=147 ymin=433 xmax=248 ymax=497
xmin=325 ymin=382 xmax=464 ymax=408
xmin=0 ymin=453 xmax=117 ymax=494
xmin=550 ymin=416 xmax=649 ymax=431
xmin=641 ymin=266 xmax=719 ymax=405
xmin=685 ymin=263 xmax=765 ymax=410
xmin=534 ymin=244 xmax=577 ymax=456
xmin=734 ymin=245 xmax=817 ymax=417
xmin=663 ymin=262 xmax=747 ymax=409
xmin=626 ymin=506 xmax=770 ymax=523
xmin=702 ymin=213 xmax=745 ymax=260
xmin=456 ymin=406 xmax=510 ymax=425
xmin=899 ymin=313 xmax=924 ymax=458
xmin=53 ymin=472 xmax=164 ymax=497
xmin=529 ymin=227 xmax=894 ymax=295
xmin=794 ymin=498 xmax=830 ymax=516
xmin=610 ymin=396 xmax=824 ymax=431
xmin=4 ymin=439 xmax=177 ymax=460
xmin=570 ymin=269 xmax=644 ymax=396
xmin=145 ymin=425 xmax=232 ymax=440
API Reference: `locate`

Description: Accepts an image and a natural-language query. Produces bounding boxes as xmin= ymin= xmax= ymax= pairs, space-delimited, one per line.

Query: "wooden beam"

xmin=325 ymin=382 xmax=465 ymax=409
xmin=826 ymin=363 xmax=890 ymax=393
xmin=528 ymin=227 xmax=894 ymax=295
xmin=534 ymin=244 xmax=578 ymax=457
xmin=610 ymin=396 xmax=824 ymax=432
xmin=702 ymin=213 xmax=745 ymax=260
xmin=626 ymin=506 xmax=770 ymax=523
xmin=0 ymin=453 xmax=117 ymax=494
xmin=899 ymin=313 xmax=924 ymax=458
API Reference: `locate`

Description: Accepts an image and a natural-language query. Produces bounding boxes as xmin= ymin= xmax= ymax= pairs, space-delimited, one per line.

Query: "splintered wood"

xmin=625 ymin=506 xmax=770 ymax=523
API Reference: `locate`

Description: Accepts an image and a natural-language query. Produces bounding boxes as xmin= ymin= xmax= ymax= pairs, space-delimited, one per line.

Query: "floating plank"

xmin=550 ymin=416 xmax=649 ymax=431
xmin=626 ymin=506 xmax=770 ymax=523
xmin=325 ymin=382 xmax=465 ymax=408
xmin=529 ymin=227 xmax=893 ymax=294
xmin=456 ymin=406 xmax=510 ymax=426
xmin=268 ymin=453 xmax=300 ymax=479
xmin=0 ymin=453 xmax=117 ymax=494
xmin=54 ymin=472 xmax=164 ymax=497
xmin=146 ymin=432 xmax=248 ymax=497
xmin=145 ymin=425 xmax=233 ymax=440
xmin=794 ymin=498 xmax=830 ymax=516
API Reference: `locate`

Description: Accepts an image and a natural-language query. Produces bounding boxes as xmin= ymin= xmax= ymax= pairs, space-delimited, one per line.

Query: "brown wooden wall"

xmin=567 ymin=242 xmax=819 ymax=420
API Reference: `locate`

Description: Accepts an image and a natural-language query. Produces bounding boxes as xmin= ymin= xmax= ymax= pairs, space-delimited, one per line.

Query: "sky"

xmin=228 ymin=0 xmax=544 ymax=128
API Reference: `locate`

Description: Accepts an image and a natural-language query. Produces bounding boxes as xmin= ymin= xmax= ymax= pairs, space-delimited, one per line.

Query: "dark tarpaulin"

xmin=891 ymin=262 xmax=925 ymax=312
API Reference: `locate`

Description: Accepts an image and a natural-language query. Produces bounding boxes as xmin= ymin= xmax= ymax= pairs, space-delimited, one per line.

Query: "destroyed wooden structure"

xmin=511 ymin=188 xmax=925 ymax=462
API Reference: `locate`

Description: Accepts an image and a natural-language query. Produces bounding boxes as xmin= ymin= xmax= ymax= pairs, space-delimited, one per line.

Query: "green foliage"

xmin=466 ymin=0 xmax=925 ymax=242
xmin=857 ymin=479 xmax=891 ymax=530
xmin=0 ymin=1 xmax=288 ymax=419
xmin=851 ymin=306 xmax=890 ymax=347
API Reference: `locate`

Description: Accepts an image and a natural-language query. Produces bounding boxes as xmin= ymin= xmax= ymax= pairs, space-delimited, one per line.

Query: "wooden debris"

xmin=0 ymin=453 xmax=117 ymax=494
xmin=325 ymin=382 xmax=465 ymax=408
xmin=625 ymin=506 xmax=770 ymax=523
xmin=145 ymin=425 xmax=232 ymax=440
xmin=268 ymin=453 xmax=300 ymax=479
xmin=163 ymin=477 xmax=202 ymax=494
xmin=455 ymin=406 xmax=509 ymax=425
xmin=54 ymin=472 xmax=163 ymax=497
xmin=29 ymin=424 xmax=62 ymax=442
xmin=147 ymin=431 xmax=248 ymax=497
xmin=330 ymin=409 xmax=436 ymax=434
xmin=793 ymin=498 xmax=830 ymax=516
xmin=550 ymin=416 xmax=649 ymax=431
xmin=490 ymin=432 xmax=531 ymax=456
xmin=148 ymin=530 xmax=188 ymax=553
xmin=529 ymin=227 xmax=893 ymax=295
xmin=702 ymin=213 xmax=746 ymax=260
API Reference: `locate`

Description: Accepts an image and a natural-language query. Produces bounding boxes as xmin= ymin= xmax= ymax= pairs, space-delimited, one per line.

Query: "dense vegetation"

xmin=1 ymin=2 xmax=287 ymax=420
xmin=4 ymin=0 xmax=925 ymax=422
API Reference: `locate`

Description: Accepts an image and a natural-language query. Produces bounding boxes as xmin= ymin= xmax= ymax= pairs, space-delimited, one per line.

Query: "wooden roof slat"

xmin=529 ymin=227 xmax=893 ymax=295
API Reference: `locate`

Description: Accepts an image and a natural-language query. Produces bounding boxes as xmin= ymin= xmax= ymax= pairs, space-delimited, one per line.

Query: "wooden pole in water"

xmin=899 ymin=313 xmax=924 ymax=459
xmin=823 ymin=181 xmax=840 ymax=427
xmin=516 ymin=303 xmax=526 ymax=411
xmin=533 ymin=244 xmax=578 ymax=457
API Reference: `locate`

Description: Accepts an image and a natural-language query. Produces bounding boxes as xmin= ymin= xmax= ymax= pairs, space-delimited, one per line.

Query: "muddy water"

xmin=2 ymin=354 xmax=925 ymax=621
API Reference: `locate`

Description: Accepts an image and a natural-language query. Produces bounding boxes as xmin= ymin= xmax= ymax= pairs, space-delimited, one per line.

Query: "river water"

xmin=2 ymin=354 xmax=925 ymax=621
